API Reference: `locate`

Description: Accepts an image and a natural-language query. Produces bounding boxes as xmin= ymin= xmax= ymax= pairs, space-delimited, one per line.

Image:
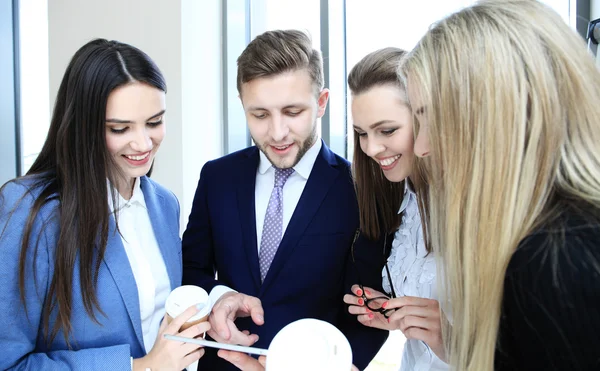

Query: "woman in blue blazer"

xmin=0 ymin=39 xmax=207 ymax=370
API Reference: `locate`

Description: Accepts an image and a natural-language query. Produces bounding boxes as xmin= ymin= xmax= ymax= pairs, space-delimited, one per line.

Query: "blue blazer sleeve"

xmin=0 ymin=181 xmax=131 ymax=371
xmin=181 ymin=162 xmax=226 ymax=292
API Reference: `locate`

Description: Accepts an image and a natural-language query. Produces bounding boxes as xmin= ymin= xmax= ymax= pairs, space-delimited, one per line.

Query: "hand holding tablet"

xmin=165 ymin=318 xmax=353 ymax=371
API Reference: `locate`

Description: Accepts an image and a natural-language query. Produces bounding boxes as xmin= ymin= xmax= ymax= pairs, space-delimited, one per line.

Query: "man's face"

xmin=240 ymin=69 xmax=329 ymax=169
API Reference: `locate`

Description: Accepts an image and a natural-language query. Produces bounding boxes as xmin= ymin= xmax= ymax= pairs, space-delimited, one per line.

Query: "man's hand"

xmin=208 ymin=292 xmax=264 ymax=346
xmin=218 ymin=350 xmax=267 ymax=371
xmin=218 ymin=351 xmax=360 ymax=371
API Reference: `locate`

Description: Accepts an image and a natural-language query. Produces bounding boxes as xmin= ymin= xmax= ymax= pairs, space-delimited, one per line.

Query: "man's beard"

xmin=254 ymin=123 xmax=318 ymax=169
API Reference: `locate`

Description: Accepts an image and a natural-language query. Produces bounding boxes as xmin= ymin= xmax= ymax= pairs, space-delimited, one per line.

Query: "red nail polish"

xmin=387 ymin=318 xmax=390 ymax=323
xmin=382 ymin=301 xmax=388 ymax=309
xmin=357 ymin=299 xmax=364 ymax=306
xmin=369 ymin=313 xmax=374 ymax=319
xmin=365 ymin=289 xmax=371 ymax=296
xmin=356 ymin=289 xmax=363 ymax=296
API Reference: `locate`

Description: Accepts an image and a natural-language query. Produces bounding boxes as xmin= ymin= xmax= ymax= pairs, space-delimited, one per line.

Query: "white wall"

xmin=48 ymin=1 xmax=223 ymax=233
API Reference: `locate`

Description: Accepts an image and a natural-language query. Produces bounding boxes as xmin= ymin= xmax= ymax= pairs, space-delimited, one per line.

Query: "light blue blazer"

xmin=0 ymin=176 xmax=182 ymax=370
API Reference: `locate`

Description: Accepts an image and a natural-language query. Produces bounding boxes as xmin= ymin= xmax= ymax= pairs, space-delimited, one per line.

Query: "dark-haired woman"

xmin=0 ymin=39 xmax=206 ymax=370
xmin=343 ymin=48 xmax=448 ymax=370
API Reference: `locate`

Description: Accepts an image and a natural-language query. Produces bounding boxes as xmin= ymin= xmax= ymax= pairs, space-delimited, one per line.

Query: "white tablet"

xmin=164 ymin=334 xmax=269 ymax=356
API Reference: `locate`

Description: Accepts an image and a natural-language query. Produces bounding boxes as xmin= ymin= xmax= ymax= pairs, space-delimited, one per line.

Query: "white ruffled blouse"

xmin=382 ymin=182 xmax=448 ymax=371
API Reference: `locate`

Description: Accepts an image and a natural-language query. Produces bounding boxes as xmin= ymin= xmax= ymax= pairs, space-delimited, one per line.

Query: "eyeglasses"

xmin=350 ymin=229 xmax=397 ymax=318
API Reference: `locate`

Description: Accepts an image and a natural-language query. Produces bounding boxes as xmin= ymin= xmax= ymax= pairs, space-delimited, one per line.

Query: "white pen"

xmin=163 ymin=334 xmax=269 ymax=356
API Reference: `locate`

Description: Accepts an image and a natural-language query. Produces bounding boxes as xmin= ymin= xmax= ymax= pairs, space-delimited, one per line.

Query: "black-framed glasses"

xmin=350 ymin=229 xmax=397 ymax=318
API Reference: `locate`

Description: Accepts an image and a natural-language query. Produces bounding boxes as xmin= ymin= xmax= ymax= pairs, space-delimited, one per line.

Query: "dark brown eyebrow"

xmin=246 ymin=104 xmax=307 ymax=111
xmin=106 ymin=109 xmax=166 ymax=124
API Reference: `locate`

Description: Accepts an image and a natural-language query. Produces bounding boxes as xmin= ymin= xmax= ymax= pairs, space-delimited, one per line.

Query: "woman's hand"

xmin=344 ymin=285 xmax=446 ymax=361
xmin=384 ymin=296 xmax=446 ymax=361
xmin=343 ymin=285 xmax=394 ymax=330
xmin=133 ymin=304 xmax=210 ymax=371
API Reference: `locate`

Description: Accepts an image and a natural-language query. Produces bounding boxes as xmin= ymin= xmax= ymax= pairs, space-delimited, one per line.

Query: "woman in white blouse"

xmin=343 ymin=48 xmax=448 ymax=370
xmin=0 ymin=39 xmax=206 ymax=371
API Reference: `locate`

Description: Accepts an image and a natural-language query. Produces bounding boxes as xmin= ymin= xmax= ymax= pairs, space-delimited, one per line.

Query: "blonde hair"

xmin=400 ymin=0 xmax=600 ymax=369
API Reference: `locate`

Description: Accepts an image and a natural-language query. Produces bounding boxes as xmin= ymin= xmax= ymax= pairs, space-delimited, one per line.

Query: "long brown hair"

xmin=0 ymin=39 xmax=166 ymax=345
xmin=348 ymin=47 xmax=407 ymax=240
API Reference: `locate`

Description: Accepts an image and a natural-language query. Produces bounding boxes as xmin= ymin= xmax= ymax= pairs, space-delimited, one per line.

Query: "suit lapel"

xmin=260 ymin=144 xmax=340 ymax=293
xmin=236 ymin=149 xmax=262 ymax=289
xmin=102 ymin=218 xmax=145 ymax=350
xmin=141 ymin=177 xmax=180 ymax=290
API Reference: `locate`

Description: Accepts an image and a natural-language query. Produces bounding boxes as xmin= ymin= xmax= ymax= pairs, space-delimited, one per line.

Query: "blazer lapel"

xmin=260 ymin=144 xmax=340 ymax=293
xmin=236 ymin=148 xmax=262 ymax=289
xmin=102 ymin=219 xmax=145 ymax=350
xmin=141 ymin=177 xmax=180 ymax=290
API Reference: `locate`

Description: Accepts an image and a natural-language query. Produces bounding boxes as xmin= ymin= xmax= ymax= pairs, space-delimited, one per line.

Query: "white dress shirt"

xmin=255 ymin=140 xmax=321 ymax=250
xmin=382 ymin=181 xmax=448 ymax=371
xmin=109 ymin=178 xmax=171 ymax=354
xmin=210 ymin=140 xmax=322 ymax=302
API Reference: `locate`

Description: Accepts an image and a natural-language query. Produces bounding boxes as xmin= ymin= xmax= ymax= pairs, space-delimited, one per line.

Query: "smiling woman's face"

xmin=105 ymin=81 xmax=166 ymax=195
xmin=352 ymin=84 xmax=415 ymax=183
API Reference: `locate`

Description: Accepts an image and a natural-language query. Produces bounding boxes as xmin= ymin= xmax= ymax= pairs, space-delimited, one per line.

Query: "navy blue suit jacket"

xmin=182 ymin=142 xmax=388 ymax=370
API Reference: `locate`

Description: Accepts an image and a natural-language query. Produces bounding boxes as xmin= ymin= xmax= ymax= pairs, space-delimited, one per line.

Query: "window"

xmin=250 ymin=0 xmax=321 ymax=46
xmin=0 ymin=0 xmax=19 ymax=185
xmin=225 ymin=0 xmax=323 ymax=155
xmin=18 ymin=0 xmax=50 ymax=174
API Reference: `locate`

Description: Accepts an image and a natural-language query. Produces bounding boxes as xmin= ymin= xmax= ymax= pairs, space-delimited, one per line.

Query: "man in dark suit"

xmin=182 ymin=29 xmax=388 ymax=370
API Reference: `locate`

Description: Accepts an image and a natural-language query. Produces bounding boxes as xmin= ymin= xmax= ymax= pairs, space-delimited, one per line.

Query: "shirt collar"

xmin=108 ymin=177 xmax=146 ymax=213
xmin=398 ymin=179 xmax=416 ymax=214
xmin=129 ymin=178 xmax=146 ymax=208
xmin=258 ymin=139 xmax=322 ymax=180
